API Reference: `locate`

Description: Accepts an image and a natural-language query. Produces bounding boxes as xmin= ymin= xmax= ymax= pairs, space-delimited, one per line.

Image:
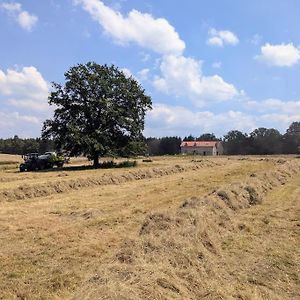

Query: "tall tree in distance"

xmin=286 ymin=122 xmax=300 ymax=137
xmin=223 ymin=130 xmax=249 ymax=155
xmin=283 ymin=122 xmax=300 ymax=154
xmin=146 ymin=137 xmax=181 ymax=155
xmin=159 ymin=137 xmax=182 ymax=155
xmin=183 ymin=134 xmax=196 ymax=141
xmin=42 ymin=62 xmax=152 ymax=166
xmin=196 ymin=133 xmax=219 ymax=141
xmin=250 ymin=128 xmax=282 ymax=154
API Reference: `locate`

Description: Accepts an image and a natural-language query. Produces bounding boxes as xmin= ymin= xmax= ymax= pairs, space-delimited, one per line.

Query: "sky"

xmin=1 ymin=0 xmax=300 ymax=138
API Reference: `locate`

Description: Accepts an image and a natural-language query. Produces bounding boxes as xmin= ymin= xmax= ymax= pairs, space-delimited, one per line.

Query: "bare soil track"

xmin=0 ymin=155 xmax=299 ymax=299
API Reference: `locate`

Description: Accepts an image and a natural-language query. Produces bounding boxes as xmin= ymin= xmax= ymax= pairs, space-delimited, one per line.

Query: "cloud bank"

xmin=0 ymin=66 xmax=50 ymax=137
xmin=153 ymin=55 xmax=239 ymax=106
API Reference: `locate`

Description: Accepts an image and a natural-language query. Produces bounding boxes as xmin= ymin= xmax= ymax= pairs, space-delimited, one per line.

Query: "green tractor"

xmin=19 ymin=152 xmax=65 ymax=172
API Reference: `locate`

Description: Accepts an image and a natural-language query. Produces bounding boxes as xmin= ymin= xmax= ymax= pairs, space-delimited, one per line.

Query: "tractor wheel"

xmin=31 ymin=162 xmax=38 ymax=171
xmin=38 ymin=162 xmax=45 ymax=170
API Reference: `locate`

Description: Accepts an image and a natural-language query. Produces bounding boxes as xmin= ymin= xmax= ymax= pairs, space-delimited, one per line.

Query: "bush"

xmin=117 ymin=160 xmax=137 ymax=168
xmin=98 ymin=160 xmax=137 ymax=169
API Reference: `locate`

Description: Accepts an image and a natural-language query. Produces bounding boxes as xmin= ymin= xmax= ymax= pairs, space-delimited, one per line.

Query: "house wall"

xmin=216 ymin=143 xmax=224 ymax=155
xmin=181 ymin=146 xmax=216 ymax=155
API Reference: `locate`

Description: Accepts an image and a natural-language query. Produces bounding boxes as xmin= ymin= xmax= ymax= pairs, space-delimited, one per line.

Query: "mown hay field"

xmin=0 ymin=154 xmax=299 ymax=299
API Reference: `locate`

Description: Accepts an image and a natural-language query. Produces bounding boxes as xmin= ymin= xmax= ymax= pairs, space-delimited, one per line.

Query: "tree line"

xmin=0 ymin=136 xmax=54 ymax=155
xmin=146 ymin=122 xmax=300 ymax=155
xmin=223 ymin=122 xmax=300 ymax=155
xmin=1 ymin=122 xmax=299 ymax=156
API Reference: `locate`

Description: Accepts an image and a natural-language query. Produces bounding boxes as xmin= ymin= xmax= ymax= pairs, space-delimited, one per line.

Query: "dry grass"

xmin=0 ymin=155 xmax=299 ymax=299
xmin=0 ymin=154 xmax=21 ymax=171
xmin=0 ymin=154 xmax=22 ymax=162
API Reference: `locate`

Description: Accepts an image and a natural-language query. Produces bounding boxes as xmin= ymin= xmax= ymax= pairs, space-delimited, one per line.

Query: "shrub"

xmin=117 ymin=160 xmax=137 ymax=168
xmin=98 ymin=160 xmax=137 ymax=169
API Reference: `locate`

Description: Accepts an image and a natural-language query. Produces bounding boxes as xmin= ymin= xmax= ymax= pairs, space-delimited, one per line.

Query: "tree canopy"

xmin=196 ymin=133 xmax=218 ymax=141
xmin=3 ymin=119 xmax=300 ymax=158
xmin=223 ymin=125 xmax=300 ymax=155
xmin=42 ymin=62 xmax=152 ymax=166
xmin=146 ymin=137 xmax=181 ymax=155
xmin=183 ymin=134 xmax=196 ymax=141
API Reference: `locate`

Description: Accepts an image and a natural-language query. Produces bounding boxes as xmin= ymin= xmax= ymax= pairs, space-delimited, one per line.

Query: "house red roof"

xmin=180 ymin=141 xmax=219 ymax=148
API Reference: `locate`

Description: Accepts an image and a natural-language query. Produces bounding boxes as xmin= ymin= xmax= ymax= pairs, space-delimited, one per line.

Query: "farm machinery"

xmin=19 ymin=152 xmax=65 ymax=172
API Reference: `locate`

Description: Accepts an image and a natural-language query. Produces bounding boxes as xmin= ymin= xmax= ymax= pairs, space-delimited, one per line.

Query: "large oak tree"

xmin=42 ymin=62 xmax=152 ymax=166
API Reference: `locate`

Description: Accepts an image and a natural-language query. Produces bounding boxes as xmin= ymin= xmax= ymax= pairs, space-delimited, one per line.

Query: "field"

xmin=0 ymin=154 xmax=299 ymax=299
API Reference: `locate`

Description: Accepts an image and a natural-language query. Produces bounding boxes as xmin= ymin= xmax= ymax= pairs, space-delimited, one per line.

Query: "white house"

xmin=180 ymin=141 xmax=223 ymax=156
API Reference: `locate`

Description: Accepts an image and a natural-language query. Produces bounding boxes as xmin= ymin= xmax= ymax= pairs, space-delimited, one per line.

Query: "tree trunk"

xmin=93 ymin=153 xmax=99 ymax=167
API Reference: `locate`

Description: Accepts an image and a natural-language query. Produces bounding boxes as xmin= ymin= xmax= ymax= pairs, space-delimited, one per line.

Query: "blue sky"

xmin=1 ymin=0 xmax=300 ymax=138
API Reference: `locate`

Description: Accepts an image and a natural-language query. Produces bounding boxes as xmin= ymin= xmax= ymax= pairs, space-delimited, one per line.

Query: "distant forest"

xmin=1 ymin=122 xmax=299 ymax=156
xmin=0 ymin=137 xmax=54 ymax=156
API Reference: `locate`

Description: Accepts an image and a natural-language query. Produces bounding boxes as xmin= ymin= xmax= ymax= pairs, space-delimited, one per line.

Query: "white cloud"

xmin=1 ymin=2 xmax=38 ymax=31
xmin=0 ymin=111 xmax=39 ymax=126
xmin=120 ymin=67 xmax=133 ymax=78
xmin=153 ymin=55 xmax=239 ymax=106
xmin=17 ymin=11 xmax=38 ymax=31
xmin=259 ymin=113 xmax=300 ymax=130
xmin=145 ymin=103 xmax=256 ymax=137
xmin=0 ymin=66 xmax=51 ymax=137
xmin=207 ymin=36 xmax=223 ymax=47
xmin=1 ymin=2 xmax=21 ymax=11
xmin=207 ymin=28 xmax=239 ymax=47
xmin=0 ymin=111 xmax=41 ymax=138
xmin=145 ymin=103 xmax=300 ymax=137
xmin=137 ymin=68 xmax=150 ymax=81
xmin=246 ymin=98 xmax=300 ymax=113
xmin=0 ymin=66 xmax=50 ymax=111
xmin=75 ymin=0 xmax=185 ymax=55
xmin=256 ymin=43 xmax=300 ymax=67
xmin=75 ymin=1 xmax=239 ymax=108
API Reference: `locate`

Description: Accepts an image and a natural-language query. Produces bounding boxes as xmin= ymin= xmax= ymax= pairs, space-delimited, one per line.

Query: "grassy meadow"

xmin=0 ymin=154 xmax=299 ymax=299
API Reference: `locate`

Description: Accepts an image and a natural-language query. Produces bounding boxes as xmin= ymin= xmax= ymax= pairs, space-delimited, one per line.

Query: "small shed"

xmin=180 ymin=141 xmax=223 ymax=156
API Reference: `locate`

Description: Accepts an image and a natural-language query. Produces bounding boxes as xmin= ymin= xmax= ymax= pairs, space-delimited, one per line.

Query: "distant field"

xmin=0 ymin=155 xmax=299 ymax=299
xmin=0 ymin=154 xmax=22 ymax=162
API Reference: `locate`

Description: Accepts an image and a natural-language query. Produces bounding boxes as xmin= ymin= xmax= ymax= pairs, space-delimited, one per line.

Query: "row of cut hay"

xmin=0 ymin=165 xmax=18 ymax=172
xmin=71 ymin=159 xmax=300 ymax=300
xmin=0 ymin=161 xmax=19 ymax=166
xmin=0 ymin=160 xmax=223 ymax=202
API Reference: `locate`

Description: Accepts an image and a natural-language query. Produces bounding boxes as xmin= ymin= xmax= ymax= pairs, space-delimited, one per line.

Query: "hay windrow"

xmin=71 ymin=160 xmax=300 ymax=300
xmin=0 ymin=160 xmax=223 ymax=202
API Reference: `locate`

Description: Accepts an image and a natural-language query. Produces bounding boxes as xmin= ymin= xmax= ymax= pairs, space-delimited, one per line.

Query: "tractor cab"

xmin=22 ymin=153 xmax=39 ymax=161
xmin=20 ymin=153 xmax=39 ymax=172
